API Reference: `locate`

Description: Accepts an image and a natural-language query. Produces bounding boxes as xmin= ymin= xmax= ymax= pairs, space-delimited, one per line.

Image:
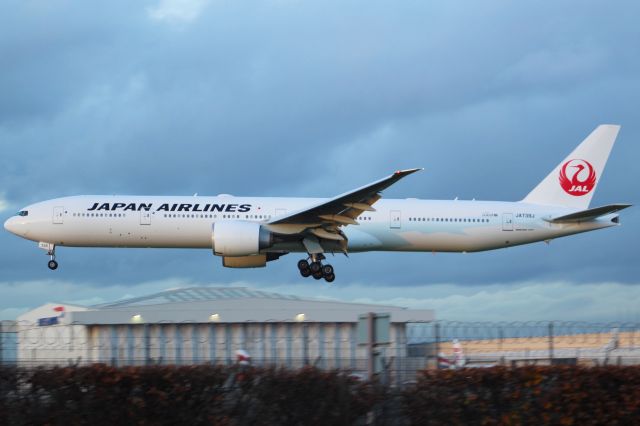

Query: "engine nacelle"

xmin=212 ymin=221 xmax=273 ymax=257
xmin=223 ymin=255 xmax=267 ymax=268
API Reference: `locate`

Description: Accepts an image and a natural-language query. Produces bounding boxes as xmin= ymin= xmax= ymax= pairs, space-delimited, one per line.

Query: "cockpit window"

xmin=17 ymin=211 xmax=28 ymax=217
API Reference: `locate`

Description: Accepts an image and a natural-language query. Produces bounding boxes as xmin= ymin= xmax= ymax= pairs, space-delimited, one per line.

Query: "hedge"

xmin=403 ymin=366 xmax=640 ymax=425
xmin=1 ymin=365 xmax=640 ymax=425
xmin=0 ymin=364 xmax=378 ymax=425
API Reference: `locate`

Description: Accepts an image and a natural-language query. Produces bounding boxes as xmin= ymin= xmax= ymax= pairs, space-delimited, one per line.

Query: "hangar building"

xmin=16 ymin=287 xmax=434 ymax=375
xmin=0 ymin=320 xmax=18 ymax=365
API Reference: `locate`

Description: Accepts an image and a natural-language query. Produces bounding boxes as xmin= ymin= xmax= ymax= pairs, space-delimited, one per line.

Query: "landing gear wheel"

xmin=322 ymin=264 xmax=334 ymax=276
xmin=42 ymin=244 xmax=58 ymax=271
xmin=298 ymin=254 xmax=335 ymax=281
xmin=297 ymin=259 xmax=310 ymax=271
xmin=309 ymin=262 xmax=322 ymax=273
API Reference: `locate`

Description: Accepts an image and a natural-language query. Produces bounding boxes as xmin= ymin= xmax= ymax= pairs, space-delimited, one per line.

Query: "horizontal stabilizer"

xmin=548 ymin=204 xmax=632 ymax=223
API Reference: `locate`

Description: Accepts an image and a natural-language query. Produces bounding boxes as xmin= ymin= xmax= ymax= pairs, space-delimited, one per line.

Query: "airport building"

xmin=16 ymin=287 xmax=434 ymax=376
xmin=0 ymin=320 xmax=18 ymax=365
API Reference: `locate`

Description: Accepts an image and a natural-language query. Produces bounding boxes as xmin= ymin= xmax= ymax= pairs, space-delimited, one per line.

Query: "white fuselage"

xmin=4 ymin=195 xmax=618 ymax=254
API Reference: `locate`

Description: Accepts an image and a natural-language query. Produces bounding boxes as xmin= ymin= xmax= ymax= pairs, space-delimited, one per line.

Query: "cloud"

xmin=148 ymin=0 xmax=211 ymax=24
xmin=0 ymin=307 xmax=29 ymax=320
xmin=0 ymin=193 xmax=10 ymax=213
xmin=2 ymin=278 xmax=638 ymax=324
xmin=0 ymin=277 xmax=199 ymax=319
xmin=494 ymin=47 xmax=607 ymax=93
xmin=259 ymin=280 xmax=640 ymax=323
xmin=0 ymin=2 xmax=639 ymax=320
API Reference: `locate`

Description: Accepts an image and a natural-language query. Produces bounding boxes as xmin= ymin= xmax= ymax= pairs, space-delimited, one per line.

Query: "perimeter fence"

xmin=407 ymin=320 xmax=640 ymax=368
xmin=2 ymin=320 xmax=639 ymax=380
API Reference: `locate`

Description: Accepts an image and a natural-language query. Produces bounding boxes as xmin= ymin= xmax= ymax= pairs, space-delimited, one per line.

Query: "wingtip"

xmin=598 ymin=124 xmax=621 ymax=131
xmin=394 ymin=168 xmax=423 ymax=176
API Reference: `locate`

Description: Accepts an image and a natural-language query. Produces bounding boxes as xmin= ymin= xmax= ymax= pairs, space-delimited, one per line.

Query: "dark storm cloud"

xmin=1 ymin=1 xmax=639 ymax=308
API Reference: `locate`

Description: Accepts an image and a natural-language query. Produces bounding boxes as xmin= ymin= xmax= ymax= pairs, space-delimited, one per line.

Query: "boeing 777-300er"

xmin=4 ymin=125 xmax=631 ymax=282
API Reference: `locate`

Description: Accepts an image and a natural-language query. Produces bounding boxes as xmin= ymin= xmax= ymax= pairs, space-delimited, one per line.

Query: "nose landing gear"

xmin=39 ymin=242 xmax=58 ymax=270
xmin=297 ymin=256 xmax=335 ymax=282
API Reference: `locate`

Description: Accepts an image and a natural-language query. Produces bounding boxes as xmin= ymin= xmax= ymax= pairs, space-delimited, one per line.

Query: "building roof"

xmin=44 ymin=286 xmax=434 ymax=325
xmin=93 ymin=287 xmax=303 ymax=308
xmin=1 ymin=320 xmax=17 ymax=332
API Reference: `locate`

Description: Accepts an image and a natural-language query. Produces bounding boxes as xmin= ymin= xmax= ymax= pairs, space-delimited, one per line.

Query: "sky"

xmin=1 ymin=0 xmax=639 ymax=322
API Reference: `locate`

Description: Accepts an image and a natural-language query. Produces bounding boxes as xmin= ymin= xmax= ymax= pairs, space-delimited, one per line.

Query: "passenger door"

xmin=502 ymin=213 xmax=513 ymax=231
xmin=390 ymin=210 xmax=401 ymax=229
xmin=53 ymin=207 xmax=64 ymax=224
xmin=140 ymin=210 xmax=151 ymax=225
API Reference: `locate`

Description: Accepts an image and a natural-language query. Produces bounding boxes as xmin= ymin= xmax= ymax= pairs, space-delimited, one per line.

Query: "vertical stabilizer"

xmin=522 ymin=125 xmax=620 ymax=209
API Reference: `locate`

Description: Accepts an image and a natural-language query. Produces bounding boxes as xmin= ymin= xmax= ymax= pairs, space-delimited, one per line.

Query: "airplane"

xmin=438 ymin=339 xmax=467 ymax=369
xmin=4 ymin=124 xmax=631 ymax=282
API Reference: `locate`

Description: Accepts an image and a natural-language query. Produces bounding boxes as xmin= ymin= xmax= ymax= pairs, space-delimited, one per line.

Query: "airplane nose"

xmin=4 ymin=217 xmax=20 ymax=236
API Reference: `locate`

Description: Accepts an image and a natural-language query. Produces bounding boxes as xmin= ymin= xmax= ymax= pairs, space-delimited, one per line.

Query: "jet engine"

xmin=212 ymin=221 xmax=273 ymax=257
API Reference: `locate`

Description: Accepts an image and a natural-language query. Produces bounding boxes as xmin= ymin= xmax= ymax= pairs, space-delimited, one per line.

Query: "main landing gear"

xmin=297 ymin=256 xmax=335 ymax=283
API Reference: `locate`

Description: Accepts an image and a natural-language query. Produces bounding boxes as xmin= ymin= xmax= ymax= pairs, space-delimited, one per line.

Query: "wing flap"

xmin=344 ymin=202 xmax=376 ymax=212
xmin=318 ymin=214 xmax=359 ymax=225
xmin=548 ymin=203 xmax=632 ymax=223
xmin=309 ymin=228 xmax=345 ymax=241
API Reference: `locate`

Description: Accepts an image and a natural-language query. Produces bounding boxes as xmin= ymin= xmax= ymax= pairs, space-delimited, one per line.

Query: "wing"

xmin=265 ymin=168 xmax=422 ymax=252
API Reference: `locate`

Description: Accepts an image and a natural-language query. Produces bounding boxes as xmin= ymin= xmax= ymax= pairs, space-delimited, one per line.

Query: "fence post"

xmin=367 ymin=312 xmax=375 ymax=380
xmin=302 ymin=323 xmax=309 ymax=366
xmin=144 ymin=324 xmax=151 ymax=366
xmin=434 ymin=322 xmax=440 ymax=369
xmin=548 ymin=321 xmax=554 ymax=364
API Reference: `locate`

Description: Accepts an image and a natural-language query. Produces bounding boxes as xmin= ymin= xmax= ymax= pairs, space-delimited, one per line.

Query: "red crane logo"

xmin=559 ymin=159 xmax=596 ymax=196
